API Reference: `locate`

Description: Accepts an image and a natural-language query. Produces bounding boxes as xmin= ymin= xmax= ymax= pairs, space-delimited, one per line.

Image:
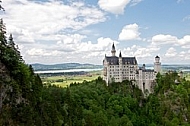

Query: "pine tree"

xmin=0 ymin=19 xmax=6 ymax=46
xmin=7 ymin=34 xmax=22 ymax=61
xmin=0 ymin=0 xmax=5 ymax=11
xmin=0 ymin=19 xmax=7 ymax=59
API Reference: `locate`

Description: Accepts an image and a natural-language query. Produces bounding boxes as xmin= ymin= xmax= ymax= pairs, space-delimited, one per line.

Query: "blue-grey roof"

xmin=142 ymin=69 xmax=154 ymax=72
xmin=105 ymin=56 xmax=137 ymax=65
xmin=136 ymin=69 xmax=155 ymax=74
xmin=105 ymin=56 xmax=119 ymax=65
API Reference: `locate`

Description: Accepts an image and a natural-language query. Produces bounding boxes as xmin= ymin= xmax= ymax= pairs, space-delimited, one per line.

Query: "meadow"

xmin=184 ymin=73 xmax=190 ymax=81
xmin=41 ymin=71 xmax=101 ymax=87
xmin=40 ymin=69 xmax=190 ymax=87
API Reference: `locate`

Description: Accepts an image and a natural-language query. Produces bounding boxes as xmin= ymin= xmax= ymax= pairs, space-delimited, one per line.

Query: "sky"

xmin=1 ymin=0 xmax=190 ymax=65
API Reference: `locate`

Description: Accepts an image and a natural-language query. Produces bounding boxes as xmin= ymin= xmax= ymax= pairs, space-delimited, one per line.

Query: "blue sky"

xmin=1 ymin=0 xmax=190 ymax=64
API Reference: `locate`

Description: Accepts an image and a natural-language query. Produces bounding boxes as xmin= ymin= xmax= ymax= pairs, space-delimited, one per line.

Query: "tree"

xmin=0 ymin=1 xmax=5 ymax=11
xmin=0 ymin=18 xmax=7 ymax=59
xmin=0 ymin=19 xmax=6 ymax=46
xmin=7 ymin=34 xmax=22 ymax=61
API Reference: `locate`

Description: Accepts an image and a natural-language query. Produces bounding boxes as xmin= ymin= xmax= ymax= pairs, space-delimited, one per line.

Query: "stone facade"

xmin=103 ymin=43 xmax=161 ymax=93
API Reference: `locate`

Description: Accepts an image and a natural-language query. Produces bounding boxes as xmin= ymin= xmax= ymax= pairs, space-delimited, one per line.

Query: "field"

xmin=40 ymin=70 xmax=190 ymax=87
xmin=184 ymin=73 xmax=190 ymax=81
xmin=41 ymin=71 xmax=101 ymax=87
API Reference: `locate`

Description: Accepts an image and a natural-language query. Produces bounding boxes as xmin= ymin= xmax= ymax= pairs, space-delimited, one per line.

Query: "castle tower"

xmin=119 ymin=51 xmax=123 ymax=82
xmin=179 ymin=71 xmax=183 ymax=78
xmin=154 ymin=56 xmax=161 ymax=73
xmin=111 ymin=43 xmax=116 ymax=56
xmin=142 ymin=64 xmax=145 ymax=70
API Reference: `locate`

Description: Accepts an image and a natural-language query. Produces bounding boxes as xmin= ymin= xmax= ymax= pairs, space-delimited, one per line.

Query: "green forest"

xmin=0 ymin=3 xmax=190 ymax=126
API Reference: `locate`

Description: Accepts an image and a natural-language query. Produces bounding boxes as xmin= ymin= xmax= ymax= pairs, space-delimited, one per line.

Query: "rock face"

xmin=0 ymin=61 xmax=10 ymax=112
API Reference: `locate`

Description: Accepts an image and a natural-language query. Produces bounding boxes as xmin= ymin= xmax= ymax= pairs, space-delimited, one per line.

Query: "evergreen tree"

xmin=7 ymin=34 xmax=22 ymax=61
xmin=0 ymin=18 xmax=7 ymax=59
xmin=0 ymin=0 xmax=5 ymax=11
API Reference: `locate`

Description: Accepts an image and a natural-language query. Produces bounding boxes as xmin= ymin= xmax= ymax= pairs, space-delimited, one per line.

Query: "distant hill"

xmin=139 ymin=64 xmax=190 ymax=72
xmin=31 ymin=63 xmax=190 ymax=72
xmin=31 ymin=63 xmax=103 ymax=71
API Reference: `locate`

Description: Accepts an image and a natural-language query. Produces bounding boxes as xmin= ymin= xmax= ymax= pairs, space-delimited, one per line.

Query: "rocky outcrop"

xmin=0 ymin=61 xmax=10 ymax=113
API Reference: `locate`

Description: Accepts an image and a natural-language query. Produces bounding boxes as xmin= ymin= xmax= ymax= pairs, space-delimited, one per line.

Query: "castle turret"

xmin=119 ymin=51 xmax=122 ymax=82
xmin=142 ymin=64 xmax=145 ymax=70
xmin=179 ymin=71 xmax=183 ymax=78
xmin=111 ymin=43 xmax=116 ymax=56
xmin=154 ymin=56 xmax=161 ymax=73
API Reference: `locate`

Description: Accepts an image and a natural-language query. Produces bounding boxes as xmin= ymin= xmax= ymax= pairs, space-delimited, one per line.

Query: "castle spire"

xmin=119 ymin=51 xmax=122 ymax=57
xmin=111 ymin=43 xmax=116 ymax=56
xmin=154 ymin=55 xmax=161 ymax=73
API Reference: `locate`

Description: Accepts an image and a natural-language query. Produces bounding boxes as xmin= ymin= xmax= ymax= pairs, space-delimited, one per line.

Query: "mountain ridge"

xmin=31 ymin=63 xmax=103 ymax=71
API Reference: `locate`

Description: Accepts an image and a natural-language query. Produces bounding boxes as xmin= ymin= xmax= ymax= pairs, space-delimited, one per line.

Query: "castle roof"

xmin=155 ymin=55 xmax=160 ymax=58
xmin=105 ymin=56 xmax=137 ymax=65
xmin=142 ymin=69 xmax=154 ymax=72
xmin=136 ymin=69 xmax=155 ymax=74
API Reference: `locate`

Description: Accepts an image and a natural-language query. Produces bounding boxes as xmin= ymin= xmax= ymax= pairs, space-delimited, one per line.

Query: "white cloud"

xmin=178 ymin=35 xmax=190 ymax=45
xmin=98 ymin=0 xmax=131 ymax=14
xmin=24 ymin=36 xmax=118 ymax=64
xmin=130 ymin=0 xmax=143 ymax=6
xmin=27 ymin=48 xmax=62 ymax=57
xmin=151 ymin=34 xmax=178 ymax=45
xmin=165 ymin=47 xmax=177 ymax=57
xmin=121 ymin=44 xmax=160 ymax=63
xmin=2 ymin=0 xmax=106 ymax=44
xmin=118 ymin=23 xmax=141 ymax=41
xmin=151 ymin=34 xmax=190 ymax=50
xmin=63 ymin=34 xmax=86 ymax=44
xmin=0 ymin=0 xmax=109 ymax=64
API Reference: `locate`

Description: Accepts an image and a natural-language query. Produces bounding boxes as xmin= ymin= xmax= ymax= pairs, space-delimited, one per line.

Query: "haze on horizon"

xmin=1 ymin=0 xmax=190 ymax=65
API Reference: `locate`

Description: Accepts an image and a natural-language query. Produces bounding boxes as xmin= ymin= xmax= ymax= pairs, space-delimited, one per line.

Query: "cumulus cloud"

xmin=121 ymin=44 xmax=159 ymax=60
xmin=118 ymin=23 xmax=141 ymax=41
xmin=178 ymin=35 xmax=190 ymax=45
xmin=26 ymin=48 xmax=62 ymax=57
xmin=165 ymin=47 xmax=177 ymax=57
xmin=0 ymin=0 xmax=110 ymax=64
xmin=24 ymin=36 xmax=118 ymax=64
xmin=151 ymin=34 xmax=178 ymax=45
xmin=98 ymin=0 xmax=143 ymax=14
xmin=151 ymin=34 xmax=190 ymax=49
xmin=2 ymin=0 xmax=106 ymax=44
xmin=98 ymin=0 xmax=131 ymax=14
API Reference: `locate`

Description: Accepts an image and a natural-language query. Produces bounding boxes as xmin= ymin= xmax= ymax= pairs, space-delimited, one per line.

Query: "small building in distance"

xmin=103 ymin=43 xmax=161 ymax=93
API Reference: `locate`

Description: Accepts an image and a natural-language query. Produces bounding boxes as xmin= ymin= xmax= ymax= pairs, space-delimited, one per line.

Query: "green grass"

xmin=178 ymin=72 xmax=190 ymax=81
xmin=185 ymin=73 xmax=190 ymax=81
xmin=41 ymin=71 xmax=101 ymax=87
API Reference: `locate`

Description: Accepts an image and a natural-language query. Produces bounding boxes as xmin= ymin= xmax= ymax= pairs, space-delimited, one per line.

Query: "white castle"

xmin=103 ymin=43 xmax=161 ymax=93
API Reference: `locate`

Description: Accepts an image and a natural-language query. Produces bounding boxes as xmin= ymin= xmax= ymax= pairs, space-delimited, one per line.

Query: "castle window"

xmin=143 ymin=82 xmax=145 ymax=91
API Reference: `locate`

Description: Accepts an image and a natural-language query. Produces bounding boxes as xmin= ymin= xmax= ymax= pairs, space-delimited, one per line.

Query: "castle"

xmin=103 ymin=43 xmax=161 ymax=93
